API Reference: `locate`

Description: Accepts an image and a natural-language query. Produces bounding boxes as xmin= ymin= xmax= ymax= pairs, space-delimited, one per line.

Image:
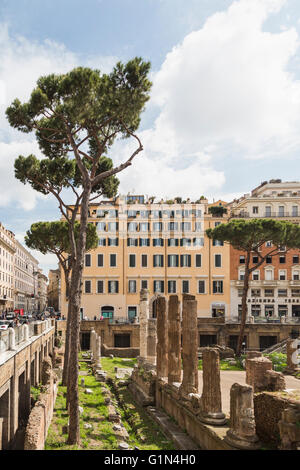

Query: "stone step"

xmin=146 ymin=406 xmax=200 ymax=450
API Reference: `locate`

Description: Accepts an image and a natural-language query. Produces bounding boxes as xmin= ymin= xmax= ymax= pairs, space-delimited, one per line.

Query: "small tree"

xmin=208 ymin=206 xmax=227 ymax=217
xmin=6 ymin=60 xmax=152 ymax=444
xmin=206 ymin=218 xmax=300 ymax=356
xmin=25 ymin=221 xmax=98 ymax=388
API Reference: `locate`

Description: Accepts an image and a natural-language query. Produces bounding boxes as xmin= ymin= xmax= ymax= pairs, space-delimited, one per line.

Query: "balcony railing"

xmin=232 ymin=212 xmax=299 ymax=218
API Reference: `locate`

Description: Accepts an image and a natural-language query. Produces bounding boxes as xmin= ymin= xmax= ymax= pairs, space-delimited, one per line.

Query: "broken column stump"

xmin=168 ymin=295 xmax=181 ymax=385
xmin=179 ymin=295 xmax=198 ymax=398
xmin=225 ymin=383 xmax=260 ymax=450
xmin=199 ymin=348 xmax=226 ymax=425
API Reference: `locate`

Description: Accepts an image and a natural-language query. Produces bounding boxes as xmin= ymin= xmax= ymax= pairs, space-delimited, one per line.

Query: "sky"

xmin=1 ymin=0 xmax=300 ymax=275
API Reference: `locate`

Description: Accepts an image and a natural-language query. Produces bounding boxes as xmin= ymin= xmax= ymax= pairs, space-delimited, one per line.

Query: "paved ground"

xmin=198 ymin=370 xmax=300 ymax=415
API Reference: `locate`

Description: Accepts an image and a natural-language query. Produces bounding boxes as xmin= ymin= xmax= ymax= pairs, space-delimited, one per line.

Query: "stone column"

xmin=156 ymin=296 xmax=168 ymax=379
xmin=139 ymin=289 xmax=149 ymax=360
xmin=95 ymin=334 xmax=101 ymax=369
xmin=23 ymin=324 xmax=29 ymax=342
xmin=284 ymin=338 xmax=300 ymax=374
xmin=9 ymin=328 xmax=16 ymax=351
xmin=225 ymin=383 xmax=260 ymax=450
xmin=179 ymin=295 xmax=198 ymax=397
xmin=147 ymin=319 xmax=157 ymax=365
xmin=199 ymin=348 xmax=226 ymax=425
xmin=168 ymin=295 xmax=181 ymax=385
xmin=90 ymin=329 xmax=97 ymax=360
xmin=245 ymin=351 xmax=262 ymax=384
xmin=246 ymin=357 xmax=272 ymax=392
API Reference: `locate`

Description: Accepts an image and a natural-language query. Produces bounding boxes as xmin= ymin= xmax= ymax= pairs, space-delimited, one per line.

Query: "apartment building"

xmin=60 ymin=195 xmax=230 ymax=320
xmin=0 ymin=223 xmax=16 ymax=312
xmin=14 ymin=240 xmax=40 ymax=312
xmin=230 ymin=180 xmax=300 ymax=319
xmin=37 ymin=269 xmax=48 ymax=312
xmin=47 ymin=269 xmax=61 ymax=312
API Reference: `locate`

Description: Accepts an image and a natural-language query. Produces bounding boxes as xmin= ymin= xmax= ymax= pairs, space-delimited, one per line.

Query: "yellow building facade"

xmin=60 ymin=195 xmax=230 ymax=320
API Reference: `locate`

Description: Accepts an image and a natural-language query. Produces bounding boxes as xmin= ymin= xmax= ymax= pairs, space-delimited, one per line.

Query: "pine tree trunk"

xmin=236 ymin=252 xmax=250 ymax=357
xmin=67 ymin=184 xmax=91 ymax=446
xmin=62 ymin=278 xmax=71 ymax=388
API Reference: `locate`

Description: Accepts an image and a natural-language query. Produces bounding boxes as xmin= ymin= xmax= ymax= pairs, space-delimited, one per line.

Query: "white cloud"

xmin=151 ymin=0 xmax=300 ymax=157
xmin=0 ymin=24 xmax=118 ymax=210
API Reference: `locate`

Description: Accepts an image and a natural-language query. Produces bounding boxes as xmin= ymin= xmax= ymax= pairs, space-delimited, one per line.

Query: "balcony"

xmin=232 ymin=212 xmax=299 ymax=219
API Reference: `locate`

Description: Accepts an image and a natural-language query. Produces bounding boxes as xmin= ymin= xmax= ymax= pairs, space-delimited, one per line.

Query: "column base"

xmin=224 ymin=430 xmax=261 ymax=450
xmin=199 ymin=412 xmax=227 ymax=426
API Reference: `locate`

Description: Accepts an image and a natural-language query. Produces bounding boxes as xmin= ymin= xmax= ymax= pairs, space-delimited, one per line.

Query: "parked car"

xmin=0 ymin=320 xmax=14 ymax=330
xmin=5 ymin=312 xmax=15 ymax=320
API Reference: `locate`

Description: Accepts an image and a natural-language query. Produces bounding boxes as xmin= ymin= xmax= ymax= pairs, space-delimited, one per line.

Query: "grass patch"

xmin=101 ymin=357 xmax=174 ymax=450
xmin=45 ymin=364 xmax=119 ymax=450
xmin=198 ymin=359 xmax=244 ymax=371
xmin=264 ymin=353 xmax=287 ymax=372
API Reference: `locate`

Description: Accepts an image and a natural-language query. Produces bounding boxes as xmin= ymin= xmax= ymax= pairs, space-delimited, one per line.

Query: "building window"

xmin=139 ymin=238 xmax=150 ymax=247
xmin=265 ymin=269 xmax=273 ymax=281
xmin=108 ymin=281 xmax=119 ymax=294
xmin=168 ymin=222 xmax=178 ymax=231
xmin=168 ymin=238 xmax=179 ymax=247
xmin=251 ymin=288 xmax=261 ymax=297
xmin=292 ymin=255 xmax=299 ymax=264
xmin=278 ymin=206 xmax=285 ymax=217
xmin=180 ymin=254 xmax=191 ymax=267
xmin=238 ymin=288 xmax=243 ymax=297
xmin=97 ymin=254 xmax=104 ymax=267
xmin=85 ymin=280 xmax=91 ymax=294
xmin=85 ymin=254 xmax=91 ymax=267
xmin=215 ymin=254 xmax=222 ymax=268
xmin=252 ymin=271 xmax=259 ymax=281
xmin=97 ymin=280 xmax=104 ymax=294
xmin=168 ymin=280 xmax=176 ymax=294
xmin=168 ymin=255 xmax=179 ymax=267
xmin=129 ymin=254 xmax=136 ymax=268
xmin=252 ymin=206 xmax=258 ymax=214
xmin=140 ymin=222 xmax=149 ymax=232
xmin=181 ymin=238 xmax=192 ymax=247
xmin=153 ymin=222 xmax=162 ymax=231
xmin=182 ymin=222 xmax=191 ymax=232
xmin=265 ymin=206 xmax=271 ymax=217
xmin=154 ymin=280 xmax=164 ymax=293
xmin=239 ymin=270 xmax=245 ymax=280
xmin=98 ymin=238 xmax=106 ymax=246
xmin=141 ymin=279 xmax=148 ymax=290
xmin=108 ymin=222 xmax=118 ymax=232
xmin=110 ymin=254 xmax=117 ymax=267
xmin=128 ymin=280 xmax=137 ymax=293
xmin=153 ymin=238 xmax=164 ymax=247
xmin=292 ymin=206 xmax=298 ymax=217
xmin=293 ymin=270 xmax=300 ymax=281
xmin=182 ymin=280 xmax=189 ymax=294
xmin=153 ymin=254 xmax=164 ymax=267
xmin=213 ymin=280 xmax=223 ymax=294
xmin=265 ymin=305 xmax=274 ymax=317
xmin=195 ymin=254 xmax=202 ymax=267
xmin=213 ymin=240 xmax=223 ymax=246
xmin=195 ymin=222 xmax=202 ymax=231
xmin=291 ymin=288 xmax=300 ymax=297
xmin=252 ymin=256 xmax=258 ymax=264
xmin=141 ymin=254 xmax=148 ymax=268
xmin=278 ymin=289 xmax=287 ymax=297
xmin=239 ymin=256 xmax=245 ymax=264
xmin=279 ymin=270 xmax=286 ymax=281
xmin=266 ymin=256 xmax=272 ymax=264
xmin=127 ymin=238 xmax=138 ymax=247
xmin=128 ymin=222 xmax=138 ymax=232
xmin=193 ymin=238 xmax=204 ymax=247
xmin=266 ymin=241 xmax=272 ymax=247
xmin=279 ymin=255 xmax=286 ymax=264
xmin=108 ymin=238 xmax=118 ymax=246
xmin=264 ymin=288 xmax=274 ymax=297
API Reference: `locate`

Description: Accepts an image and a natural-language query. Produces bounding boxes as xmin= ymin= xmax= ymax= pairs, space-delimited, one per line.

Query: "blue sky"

xmin=1 ymin=0 xmax=300 ymax=274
